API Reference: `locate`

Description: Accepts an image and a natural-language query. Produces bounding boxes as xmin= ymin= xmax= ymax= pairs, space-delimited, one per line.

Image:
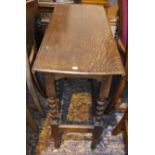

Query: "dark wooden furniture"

xmin=104 ymin=44 xmax=128 ymax=152
xmin=104 ymin=52 xmax=128 ymax=151
xmin=104 ymin=0 xmax=128 ymax=151
xmin=104 ymin=0 xmax=128 ymax=114
xmin=112 ymin=108 xmax=128 ymax=151
xmin=32 ymin=4 xmax=124 ymax=149
xmin=26 ymin=0 xmax=45 ymax=116
xmin=26 ymin=106 xmax=38 ymax=132
xmin=38 ymin=1 xmax=109 ymax=38
xmin=104 ymin=52 xmax=127 ymax=114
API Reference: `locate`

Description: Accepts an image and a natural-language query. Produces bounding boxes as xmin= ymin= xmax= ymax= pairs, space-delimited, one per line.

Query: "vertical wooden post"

xmin=112 ymin=110 xmax=128 ymax=135
xmin=104 ymin=75 xmax=127 ymax=114
xmin=44 ymin=73 xmax=60 ymax=148
xmin=26 ymin=106 xmax=38 ymax=132
xmin=26 ymin=53 xmax=44 ymax=116
xmin=112 ymin=109 xmax=128 ymax=152
xmin=112 ymin=108 xmax=128 ymax=152
xmin=124 ymin=120 xmax=128 ymax=152
xmin=91 ymin=75 xmax=112 ymax=149
xmin=105 ymin=55 xmax=128 ymax=114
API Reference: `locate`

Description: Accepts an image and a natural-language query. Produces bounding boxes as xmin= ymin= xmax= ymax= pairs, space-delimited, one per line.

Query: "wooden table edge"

xmin=32 ymin=68 xmax=125 ymax=76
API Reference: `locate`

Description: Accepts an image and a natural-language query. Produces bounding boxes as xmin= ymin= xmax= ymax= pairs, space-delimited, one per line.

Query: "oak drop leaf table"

xmin=32 ymin=4 xmax=124 ymax=149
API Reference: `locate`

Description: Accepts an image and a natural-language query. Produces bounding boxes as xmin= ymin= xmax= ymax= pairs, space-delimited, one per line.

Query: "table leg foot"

xmin=91 ymin=126 xmax=103 ymax=150
xmin=51 ymin=124 xmax=60 ymax=148
xmin=91 ymin=142 xmax=96 ymax=150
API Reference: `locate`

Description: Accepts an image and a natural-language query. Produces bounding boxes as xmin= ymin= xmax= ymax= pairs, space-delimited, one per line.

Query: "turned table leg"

xmin=91 ymin=75 xmax=112 ymax=149
xmin=44 ymin=73 xmax=60 ymax=148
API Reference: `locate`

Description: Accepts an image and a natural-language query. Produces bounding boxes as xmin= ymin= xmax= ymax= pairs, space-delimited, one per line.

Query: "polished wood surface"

xmin=33 ymin=4 xmax=124 ymax=76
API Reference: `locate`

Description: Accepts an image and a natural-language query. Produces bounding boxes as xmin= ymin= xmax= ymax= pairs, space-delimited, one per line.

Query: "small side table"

xmin=32 ymin=4 xmax=124 ymax=149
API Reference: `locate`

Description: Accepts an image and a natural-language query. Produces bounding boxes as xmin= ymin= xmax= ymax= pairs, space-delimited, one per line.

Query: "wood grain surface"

xmin=33 ymin=4 xmax=124 ymax=76
xmin=81 ymin=0 xmax=108 ymax=5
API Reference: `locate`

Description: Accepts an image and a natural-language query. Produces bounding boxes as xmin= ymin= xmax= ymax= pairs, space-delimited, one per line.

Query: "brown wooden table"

xmin=32 ymin=4 xmax=124 ymax=149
